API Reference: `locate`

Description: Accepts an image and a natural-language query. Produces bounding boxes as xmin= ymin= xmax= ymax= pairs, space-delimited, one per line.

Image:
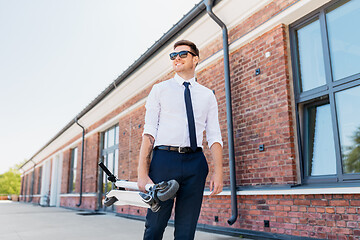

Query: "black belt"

xmin=155 ymin=145 xmax=202 ymax=154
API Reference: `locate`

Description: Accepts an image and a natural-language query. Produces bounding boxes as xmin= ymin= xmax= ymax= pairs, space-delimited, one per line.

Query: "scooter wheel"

xmin=104 ymin=196 xmax=117 ymax=207
xmin=156 ymin=180 xmax=179 ymax=202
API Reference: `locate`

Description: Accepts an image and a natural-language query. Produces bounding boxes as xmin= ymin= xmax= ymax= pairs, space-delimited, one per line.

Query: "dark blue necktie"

xmin=183 ymin=82 xmax=197 ymax=151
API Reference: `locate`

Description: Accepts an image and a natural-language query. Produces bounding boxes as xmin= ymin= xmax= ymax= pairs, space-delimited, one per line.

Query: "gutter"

xmin=75 ymin=118 xmax=86 ymax=207
xmin=20 ymin=0 xmax=221 ymax=171
xmin=204 ymin=0 xmax=238 ymax=225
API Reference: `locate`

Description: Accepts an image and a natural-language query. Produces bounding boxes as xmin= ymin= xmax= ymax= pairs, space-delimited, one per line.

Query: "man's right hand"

xmin=137 ymin=175 xmax=154 ymax=192
xmin=137 ymin=134 xmax=155 ymax=192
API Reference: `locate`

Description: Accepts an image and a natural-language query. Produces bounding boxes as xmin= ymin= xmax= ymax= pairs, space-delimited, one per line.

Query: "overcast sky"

xmin=0 ymin=0 xmax=201 ymax=174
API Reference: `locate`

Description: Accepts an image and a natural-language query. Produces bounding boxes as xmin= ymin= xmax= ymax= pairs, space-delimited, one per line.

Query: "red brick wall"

xmin=60 ymin=134 xmax=99 ymax=209
xmin=253 ymin=194 xmax=360 ymax=239
xmin=198 ymin=194 xmax=360 ymax=239
xmin=198 ymin=24 xmax=296 ymax=187
xmin=60 ymin=196 xmax=97 ymax=210
xmin=61 ymin=149 xmax=71 ymax=194
xmin=117 ymin=106 xmax=145 ymax=182
xmin=230 ymin=24 xmax=296 ymax=186
xmin=84 ymin=133 xmax=100 ymax=193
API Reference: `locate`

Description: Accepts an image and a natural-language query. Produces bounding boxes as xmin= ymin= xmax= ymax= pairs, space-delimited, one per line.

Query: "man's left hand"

xmin=209 ymin=142 xmax=223 ymax=196
xmin=209 ymin=172 xmax=223 ymax=195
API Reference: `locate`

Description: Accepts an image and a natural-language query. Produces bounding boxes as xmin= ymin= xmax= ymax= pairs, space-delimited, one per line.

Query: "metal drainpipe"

xmin=204 ymin=0 xmax=238 ymax=225
xmin=29 ymin=160 xmax=36 ymax=202
xmin=75 ymin=117 xmax=85 ymax=207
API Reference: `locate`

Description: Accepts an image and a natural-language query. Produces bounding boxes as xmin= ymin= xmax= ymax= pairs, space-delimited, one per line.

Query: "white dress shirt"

xmin=143 ymin=74 xmax=223 ymax=148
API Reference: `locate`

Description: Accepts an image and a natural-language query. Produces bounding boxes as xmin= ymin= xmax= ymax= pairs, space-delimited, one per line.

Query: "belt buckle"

xmin=178 ymin=147 xmax=186 ymax=154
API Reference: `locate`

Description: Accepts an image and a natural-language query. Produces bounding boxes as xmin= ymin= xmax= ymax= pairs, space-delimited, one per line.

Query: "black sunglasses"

xmin=169 ymin=50 xmax=197 ymax=60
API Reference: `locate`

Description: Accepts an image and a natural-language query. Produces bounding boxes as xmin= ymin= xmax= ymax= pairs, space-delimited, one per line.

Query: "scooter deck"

xmin=105 ymin=190 xmax=149 ymax=208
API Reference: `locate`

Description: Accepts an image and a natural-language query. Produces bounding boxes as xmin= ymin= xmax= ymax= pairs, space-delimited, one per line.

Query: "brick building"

xmin=19 ymin=0 xmax=360 ymax=239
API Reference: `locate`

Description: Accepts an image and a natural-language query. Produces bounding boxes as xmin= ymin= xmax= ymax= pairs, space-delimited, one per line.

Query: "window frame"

xmin=21 ymin=177 xmax=24 ymax=197
xmin=37 ymin=166 xmax=42 ymax=194
xmin=23 ymin=175 xmax=28 ymax=201
xmin=290 ymin=0 xmax=360 ymax=184
xmin=98 ymin=124 xmax=119 ymax=211
xmin=68 ymin=147 xmax=78 ymax=193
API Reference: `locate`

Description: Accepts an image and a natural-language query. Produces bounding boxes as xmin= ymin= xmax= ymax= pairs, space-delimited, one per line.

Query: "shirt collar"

xmin=174 ymin=73 xmax=196 ymax=87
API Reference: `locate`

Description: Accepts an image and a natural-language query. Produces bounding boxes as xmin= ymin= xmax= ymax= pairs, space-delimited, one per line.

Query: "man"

xmin=137 ymin=40 xmax=223 ymax=240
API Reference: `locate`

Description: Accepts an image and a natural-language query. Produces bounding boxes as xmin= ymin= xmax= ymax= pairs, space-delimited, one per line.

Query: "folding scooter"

xmin=98 ymin=162 xmax=179 ymax=212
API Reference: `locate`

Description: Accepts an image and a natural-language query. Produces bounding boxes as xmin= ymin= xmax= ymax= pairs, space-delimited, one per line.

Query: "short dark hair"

xmin=174 ymin=40 xmax=199 ymax=57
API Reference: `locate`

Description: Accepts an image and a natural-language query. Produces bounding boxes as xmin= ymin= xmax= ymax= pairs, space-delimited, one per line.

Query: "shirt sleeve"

xmin=143 ymin=84 xmax=160 ymax=139
xmin=205 ymin=92 xmax=223 ymax=148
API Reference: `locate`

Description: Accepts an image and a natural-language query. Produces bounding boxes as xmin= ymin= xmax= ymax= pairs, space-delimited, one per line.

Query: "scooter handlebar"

xmin=99 ymin=162 xmax=152 ymax=191
xmin=115 ymin=180 xmax=152 ymax=192
xmin=98 ymin=162 xmax=117 ymax=183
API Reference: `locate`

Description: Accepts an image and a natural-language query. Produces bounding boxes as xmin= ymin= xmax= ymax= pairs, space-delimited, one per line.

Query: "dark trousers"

xmin=143 ymin=149 xmax=209 ymax=240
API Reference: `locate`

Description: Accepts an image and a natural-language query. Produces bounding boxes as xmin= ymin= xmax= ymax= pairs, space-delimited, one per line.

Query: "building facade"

xmin=19 ymin=0 xmax=360 ymax=239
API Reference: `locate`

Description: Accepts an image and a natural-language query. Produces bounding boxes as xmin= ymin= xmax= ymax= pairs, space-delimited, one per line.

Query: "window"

xmin=37 ymin=166 xmax=42 ymax=194
xmin=303 ymin=101 xmax=337 ymax=177
xmin=291 ymin=0 xmax=360 ymax=183
xmin=336 ymin=86 xmax=360 ymax=174
xmin=27 ymin=174 xmax=32 ymax=200
xmin=21 ymin=177 xmax=24 ymax=197
xmin=69 ymin=147 xmax=78 ymax=193
xmin=24 ymin=175 xmax=28 ymax=201
xmin=100 ymin=125 xmax=119 ymax=210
